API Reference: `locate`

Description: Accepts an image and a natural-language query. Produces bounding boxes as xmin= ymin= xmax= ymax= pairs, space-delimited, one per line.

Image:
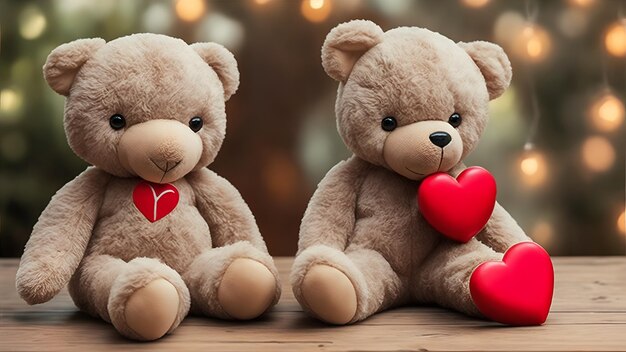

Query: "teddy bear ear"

xmin=322 ymin=20 xmax=384 ymax=82
xmin=458 ymin=41 xmax=512 ymax=100
xmin=43 ymin=38 xmax=106 ymax=96
xmin=190 ymin=42 xmax=240 ymax=101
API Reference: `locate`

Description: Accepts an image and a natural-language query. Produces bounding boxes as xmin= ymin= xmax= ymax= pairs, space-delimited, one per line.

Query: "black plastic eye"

xmin=109 ymin=114 xmax=126 ymax=130
xmin=189 ymin=116 xmax=203 ymax=132
xmin=448 ymin=113 xmax=462 ymax=128
xmin=381 ymin=116 xmax=397 ymax=131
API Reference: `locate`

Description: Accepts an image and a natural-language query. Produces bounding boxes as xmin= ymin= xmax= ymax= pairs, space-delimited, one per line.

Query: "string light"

xmin=514 ymin=23 xmax=551 ymax=62
xmin=18 ymin=6 xmax=46 ymax=40
xmin=301 ymin=0 xmax=332 ymax=23
xmin=581 ymin=136 xmax=615 ymax=172
xmin=589 ymin=93 xmax=625 ymax=132
xmin=175 ymin=0 xmax=206 ymax=22
xmin=618 ymin=209 xmax=625 ymax=235
xmin=461 ymin=0 xmax=489 ymax=8
xmin=604 ymin=20 xmax=626 ymax=57
xmin=519 ymin=147 xmax=548 ymax=186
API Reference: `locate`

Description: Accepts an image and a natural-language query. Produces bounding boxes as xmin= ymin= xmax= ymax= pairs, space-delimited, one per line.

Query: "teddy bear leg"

xmin=69 ymin=255 xmax=190 ymax=341
xmin=414 ymin=238 xmax=501 ymax=317
xmin=182 ymin=241 xmax=280 ymax=320
xmin=291 ymin=245 xmax=403 ymax=325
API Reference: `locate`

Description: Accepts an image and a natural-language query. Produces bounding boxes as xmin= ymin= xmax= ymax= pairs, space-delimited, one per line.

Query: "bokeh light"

xmin=581 ymin=136 xmax=615 ymax=172
xmin=1 ymin=89 xmax=24 ymax=121
xmin=568 ymin=0 xmax=595 ymax=7
xmin=493 ymin=11 xmax=525 ymax=45
xmin=519 ymin=150 xmax=548 ymax=186
xmin=531 ymin=220 xmax=554 ymax=248
xmin=301 ymin=0 xmax=332 ymax=23
xmin=461 ymin=0 xmax=489 ymax=8
xmin=604 ymin=21 xmax=626 ymax=58
xmin=18 ymin=6 xmax=47 ymax=40
xmin=557 ymin=7 xmax=588 ymax=38
xmin=589 ymin=93 xmax=625 ymax=132
xmin=618 ymin=209 xmax=625 ymax=235
xmin=254 ymin=0 xmax=272 ymax=5
xmin=142 ymin=3 xmax=173 ymax=33
xmin=196 ymin=13 xmax=245 ymax=51
xmin=175 ymin=0 xmax=206 ymax=22
xmin=514 ymin=24 xmax=551 ymax=61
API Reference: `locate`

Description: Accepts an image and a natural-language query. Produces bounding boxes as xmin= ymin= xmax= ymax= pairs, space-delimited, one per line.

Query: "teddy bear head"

xmin=43 ymin=33 xmax=239 ymax=183
xmin=322 ymin=20 xmax=512 ymax=180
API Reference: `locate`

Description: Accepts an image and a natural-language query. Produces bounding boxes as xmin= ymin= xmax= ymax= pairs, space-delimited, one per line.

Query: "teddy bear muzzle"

xmin=117 ymin=119 xmax=203 ymax=183
xmin=383 ymin=120 xmax=463 ymax=180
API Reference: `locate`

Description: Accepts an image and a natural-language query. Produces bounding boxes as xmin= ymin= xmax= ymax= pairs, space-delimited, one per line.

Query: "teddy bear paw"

xmin=301 ymin=264 xmax=357 ymax=325
xmin=217 ymin=258 xmax=277 ymax=320
xmin=124 ymin=279 xmax=180 ymax=341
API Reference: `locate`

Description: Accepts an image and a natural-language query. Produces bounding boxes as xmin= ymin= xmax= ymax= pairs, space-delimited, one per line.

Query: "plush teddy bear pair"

xmin=17 ymin=20 xmax=553 ymax=341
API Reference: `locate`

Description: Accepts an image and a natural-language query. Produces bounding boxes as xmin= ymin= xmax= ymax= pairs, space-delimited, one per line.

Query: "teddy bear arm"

xmin=187 ymin=168 xmax=267 ymax=250
xmin=16 ymin=167 xmax=110 ymax=305
xmin=476 ymin=202 xmax=532 ymax=253
xmin=297 ymin=157 xmax=368 ymax=254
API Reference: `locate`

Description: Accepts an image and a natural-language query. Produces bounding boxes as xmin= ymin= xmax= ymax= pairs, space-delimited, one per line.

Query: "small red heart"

xmin=470 ymin=242 xmax=554 ymax=325
xmin=132 ymin=181 xmax=180 ymax=222
xmin=418 ymin=167 xmax=496 ymax=243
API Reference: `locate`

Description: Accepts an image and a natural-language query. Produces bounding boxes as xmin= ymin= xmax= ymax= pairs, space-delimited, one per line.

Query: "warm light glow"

xmin=1 ymin=89 xmax=23 ymax=115
xmin=519 ymin=150 xmax=548 ymax=186
xmin=254 ymin=0 xmax=272 ymax=4
xmin=532 ymin=220 xmax=554 ymax=247
xmin=605 ymin=21 xmax=626 ymax=57
xmin=589 ymin=93 xmax=625 ymax=132
xmin=175 ymin=0 xmax=206 ymax=22
xmin=19 ymin=6 xmax=47 ymax=40
xmin=301 ymin=0 xmax=332 ymax=23
xmin=618 ymin=210 xmax=625 ymax=235
xmin=581 ymin=136 xmax=615 ymax=172
xmin=515 ymin=24 xmax=551 ymax=62
xmin=461 ymin=0 xmax=489 ymax=8
xmin=568 ymin=0 xmax=594 ymax=7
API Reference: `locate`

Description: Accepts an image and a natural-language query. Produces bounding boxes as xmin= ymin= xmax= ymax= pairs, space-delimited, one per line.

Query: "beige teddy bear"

xmin=16 ymin=33 xmax=280 ymax=341
xmin=290 ymin=20 xmax=537 ymax=325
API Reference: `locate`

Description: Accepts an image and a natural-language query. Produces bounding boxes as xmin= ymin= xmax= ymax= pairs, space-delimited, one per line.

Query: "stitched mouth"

xmin=405 ymin=166 xmax=424 ymax=176
xmin=436 ymin=148 xmax=444 ymax=172
xmin=150 ymin=158 xmax=182 ymax=173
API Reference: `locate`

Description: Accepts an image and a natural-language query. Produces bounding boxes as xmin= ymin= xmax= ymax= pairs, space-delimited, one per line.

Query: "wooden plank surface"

xmin=1 ymin=257 xmax=625 ymax=351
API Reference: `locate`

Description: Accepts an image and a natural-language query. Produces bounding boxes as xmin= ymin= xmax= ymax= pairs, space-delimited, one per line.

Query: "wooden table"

xmin=1 ymin=257 xmax=625 ymax=351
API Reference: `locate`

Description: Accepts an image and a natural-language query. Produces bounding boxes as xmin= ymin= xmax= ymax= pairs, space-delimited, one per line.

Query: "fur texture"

xmin=17 ymin=34 xmax=280 ymax=340
xmin=291 ymin=21 xmax=530 ymax=323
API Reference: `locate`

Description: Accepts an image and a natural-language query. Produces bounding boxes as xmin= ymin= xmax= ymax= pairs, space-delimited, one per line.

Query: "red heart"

xmin=417 ymin=166 xmax=496 ymax=242
xmin=132 ymin=181 xmax=180 ymax=222
xmin=470 ymin=242 xmax=554 ymax=325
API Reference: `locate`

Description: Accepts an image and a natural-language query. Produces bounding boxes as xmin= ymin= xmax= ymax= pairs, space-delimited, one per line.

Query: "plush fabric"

xmin=16 ymin=33 xmax=280 ymax=340
xmin=291 ymin=20 xmax=530 ymax=324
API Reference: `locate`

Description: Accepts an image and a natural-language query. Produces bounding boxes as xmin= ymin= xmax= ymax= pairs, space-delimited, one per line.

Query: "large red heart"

xmin=417 ymin=166 xmax=496 ymax=242
xmin=470 ymin=242 xmax=554 ymax=325
xmin=132 ymin=181 xmax=180 ymax=222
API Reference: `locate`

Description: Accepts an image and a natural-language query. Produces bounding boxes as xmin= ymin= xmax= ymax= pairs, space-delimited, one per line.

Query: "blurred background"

xmin=0 ymin=0 xmax=624 ymax=257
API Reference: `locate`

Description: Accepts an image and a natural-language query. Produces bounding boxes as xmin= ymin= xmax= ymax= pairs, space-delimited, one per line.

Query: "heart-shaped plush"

xmin=470 ymin=242 xmax=554 ymax=326
xmin=417 ymin=166 xmax=496 ymax=242
xmin=132 ymin=181 xmax=180 ymax=222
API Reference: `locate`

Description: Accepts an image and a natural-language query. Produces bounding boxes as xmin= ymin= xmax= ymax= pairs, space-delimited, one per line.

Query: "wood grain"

xmin=1 ymin=257 xmax=625 ymax=351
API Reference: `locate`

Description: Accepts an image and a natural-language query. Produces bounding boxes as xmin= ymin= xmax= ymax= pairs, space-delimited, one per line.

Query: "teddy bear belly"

xmin=84 ymin=203 xmax=212 ymax=273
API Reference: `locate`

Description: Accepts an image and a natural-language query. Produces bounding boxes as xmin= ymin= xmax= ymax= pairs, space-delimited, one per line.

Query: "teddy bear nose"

xmin=429 ymin=132 xmax=452 ymax=148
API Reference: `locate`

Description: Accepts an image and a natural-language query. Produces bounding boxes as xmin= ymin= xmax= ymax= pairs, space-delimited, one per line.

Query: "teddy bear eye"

xmin=381 ymin=116 xmax=397 ymax=131
xmin=448 ymin=113 xmax=462 ymax=128
xmin=189 ymin=116 xmax=203 ymax=132
xmin=109 ymin=114 xmax=126 ymax=130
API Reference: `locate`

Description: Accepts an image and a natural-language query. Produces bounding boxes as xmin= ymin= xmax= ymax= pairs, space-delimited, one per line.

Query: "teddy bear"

xmin=290 ymin=20 xmax=553 ymax=325
xmin=16 ymin=33 xmax=280 ymax=341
